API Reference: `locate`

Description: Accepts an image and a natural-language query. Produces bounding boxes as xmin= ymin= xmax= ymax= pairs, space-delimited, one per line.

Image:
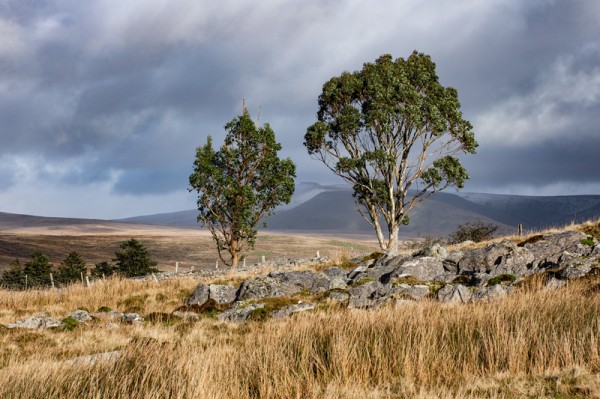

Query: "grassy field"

xmin=0 ymin=220 xmax=599 ymax=398
xmin=0 ymin=224 xmax=379 ymax=271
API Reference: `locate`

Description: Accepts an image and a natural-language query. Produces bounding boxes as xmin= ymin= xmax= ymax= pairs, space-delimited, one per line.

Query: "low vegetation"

xmin=0 ymin=219 xmax=598 ymax=398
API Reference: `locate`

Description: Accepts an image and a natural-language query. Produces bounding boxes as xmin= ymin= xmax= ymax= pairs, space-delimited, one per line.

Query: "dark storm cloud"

xmin=0 ymin=0 xmax=599 ymax=218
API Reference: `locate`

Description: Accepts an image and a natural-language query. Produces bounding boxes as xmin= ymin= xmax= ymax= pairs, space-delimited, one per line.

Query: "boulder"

xmin=121 ymin=313 xmax=143 ymax=323
xmin=321 ymin=267 xmax=349 ymax=279
xmin=413 ymin=243 xmax=448 ymax=260
xmin=328 ymin=291 xmax=350 ymax=302
xmin=458 ymin=248 xmax=487 ymax=274
xmin=268 ymin=270 xmax=332 ymax=293
xmin=270 ymin=303 xmax=316 ymax=319
xmin=236 ymin=276 xmax=301 ymax=301
xmin=69 ymin=310 xmax=93 ymax=322
xmin=458 ymin=241 xmax=534 ymax=278
xmin=208 ymin=284 xmax=237 ymax=305
xmin=522 ymin=230 xmax=592 ymax=269
xmin=437 ymin=284 xmax=471 ymax=303
xmin=390 ymin=257 xmax=446 ymax=281
xmin=217 ymin=303 xmax=265 ymax=323
xmin=486 ymin=241 xmax=535 ymax=277
xmin=187 ymin=284 xmax=210 ymax=306
xmin=7 ymin=316 xmax=62 ymax=330
xmin=348 ymin=281 xmax=392 ymax=309
xmin=472 ymin=285 xmax=512 ymax=302
xmin=442 ymin=250 xmax=463 ymax=274
xmin=393 ymin=284 xmax=430 ymax=301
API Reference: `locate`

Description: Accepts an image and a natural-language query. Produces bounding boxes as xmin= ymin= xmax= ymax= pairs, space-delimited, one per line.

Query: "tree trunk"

xmin=386 ymin=224 xmax=399 ymax=255
xmin=230 ymin=239 xmax=240 ymax=267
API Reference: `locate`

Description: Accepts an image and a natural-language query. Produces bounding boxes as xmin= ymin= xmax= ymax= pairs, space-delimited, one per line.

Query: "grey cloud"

xmin=0 ymin=1 xmax=599 ymax=217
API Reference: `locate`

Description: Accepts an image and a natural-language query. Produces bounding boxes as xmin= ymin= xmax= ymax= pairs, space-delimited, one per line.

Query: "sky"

xmin=0 ymin=0 xmax=599 ymax=219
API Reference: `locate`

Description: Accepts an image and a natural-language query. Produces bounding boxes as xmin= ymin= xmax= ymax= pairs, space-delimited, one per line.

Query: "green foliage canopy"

xmin=57 ymin=251 xmax=87 ymax=285
xmin=190 ymin=109 xmax=296 ymax=266
xmin=113 ymin=238 xmax=158 ymax=277
xmin=305 ymin=51 xmax=477 ymax=252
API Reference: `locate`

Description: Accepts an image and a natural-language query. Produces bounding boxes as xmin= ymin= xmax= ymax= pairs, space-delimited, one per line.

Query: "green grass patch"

xmin=59 ymin=316 xmax=79 ymax=332
xmin=351 ymin=278 xmax=376 ymax=287
xmin=487 ymin=274 xmax=517 ymax=287
xmin=581 ymin=237 xmax=595 ymax=247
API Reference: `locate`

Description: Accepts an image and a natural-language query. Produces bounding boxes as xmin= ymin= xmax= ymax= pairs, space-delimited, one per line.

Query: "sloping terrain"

xmin=118 ymin=183 xmax=600 ymax=238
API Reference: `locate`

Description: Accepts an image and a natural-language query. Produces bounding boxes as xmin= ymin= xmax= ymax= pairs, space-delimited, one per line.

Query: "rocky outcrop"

xmin=7 ymin=315 xmax=62 ymax=330
xmin=178 ymin=228 xmax=599 ymax=322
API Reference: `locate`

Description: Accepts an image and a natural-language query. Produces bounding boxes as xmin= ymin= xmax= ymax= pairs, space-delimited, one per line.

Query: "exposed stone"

xmin=347 ymin=264 xmax=368 ymax=281
xmin=523 ymin=230 xmax=592 ymax=269
xmin=270 ymin=303 xmax=316 ymax=319
xmin=121 ymin=313 xmax=143 ymax=323
xmin=7 ymin=316 xmax=62 ymax=330
xmin=208 ymin=284 xmax=237 ymax=305
xmin=321 ymin=267 xmax=348 ymax=279
xmin=328 ymin=291 xmax=350 ymax=302
xmin=437 ymin=284 xmax=471 ymax=303
xmin=391 ymin=257 xmax=446 ymax=281
xmin=217 ymin=303 xmax=265 ymax=323
xmin=348 ymin=281 xmax=392 ymax=309
xmin=187 ymin=284 xmax=210 ymax=306
xmin=442 ymin=250 xmax=463 ymax=274
xmin=458 ymin=248 xmax=487 ymax=274
xmin=393 ymin=284 xmax=430 ymax=301
xmin=236 ymin=276 xmax=300 ymax=301
xmin=545 ymin=277 xmax=567 ymax=290
xmin=472 ymin=285 xmax=512 ymax=302
xmin=69 ymin=310 xmax=93 ymax=322
xmin=413 ymin=243 xmax=448 ymax=260
xmin=485 ymin=241 xmax=535 ymax=277
xmin=268 ymin=270 xmax=332 ymax=294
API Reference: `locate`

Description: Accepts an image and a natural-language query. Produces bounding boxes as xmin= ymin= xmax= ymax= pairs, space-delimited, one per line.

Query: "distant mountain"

xmin=116 ymin=183 xmax=600 ymax=238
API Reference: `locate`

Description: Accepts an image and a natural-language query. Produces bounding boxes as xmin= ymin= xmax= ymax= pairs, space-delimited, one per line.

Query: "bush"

xmin=1 ymin=258 xmax=26 ymax=290
xmin=113 ymin=238 xmax=158 ymax=277
xmin=23 ymin=252 xmax=53 ymax=287
xmin=448 ymin=221 xmax=498 ymax=244
xmin=56 ymin=252 xmax=87 ymax=285
xmin=91 ymin=261 xmax=116 ymax=279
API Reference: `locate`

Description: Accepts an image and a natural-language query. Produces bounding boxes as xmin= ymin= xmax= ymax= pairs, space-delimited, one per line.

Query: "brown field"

xmin=0 ymin=223 xmax=379 ymax=271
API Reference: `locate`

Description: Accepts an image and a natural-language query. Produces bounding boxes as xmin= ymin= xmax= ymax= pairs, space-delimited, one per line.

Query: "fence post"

xmin=86 ymin=276 xmax=91 ymax=287
xmin=215 ymin=261 xmax=219 ymax=270
xmin=316 ymin=251 xmax=320 ymax=258
xmin=25 ymin=274 xmax=28 ymax=290
xmin=261 ymin=255 xmax=266 ymax=264
xmin=80 ymin=272 xmax=84 ymax=285
xmin=518 ymin=224 xmax=523 ymax=237
xmin=175 ymin=262 xmax=179 ymax=274
xmin=50 ymin=273 xmax=55 ymax=289
xmin=243 ymin=258 xmax=246 ymax=267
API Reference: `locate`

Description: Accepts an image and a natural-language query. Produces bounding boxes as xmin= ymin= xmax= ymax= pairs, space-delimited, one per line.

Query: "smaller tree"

xmin=1 ymin=258 xmax=26 ymax=290
xmin=448 ymin=220 xmax=498 ymax=244
xmin=57 ymin=251 xmax=87 ymax=285
xmin=113 ymin=239 xmax=158 ymax=277
xmin=189 ymin=108 xmax=296 ymax=266
xmin=24 ymin=251 xmax=53 ymax=287
xmin=91 ymin=261 xmax=116 ymax=279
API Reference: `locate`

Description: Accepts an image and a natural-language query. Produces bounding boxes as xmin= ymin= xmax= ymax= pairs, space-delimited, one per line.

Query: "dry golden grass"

xmin=1 ymin=219 xmax=599 ymax=398
xmin=0 ymin=271 xmax=599 ymax=398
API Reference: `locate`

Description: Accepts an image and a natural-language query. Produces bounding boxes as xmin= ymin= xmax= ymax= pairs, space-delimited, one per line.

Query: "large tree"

xmin=189 ymin=108 xmax=296 ymax=266
xmin=304 ymin=51 xmax=477 ymax=252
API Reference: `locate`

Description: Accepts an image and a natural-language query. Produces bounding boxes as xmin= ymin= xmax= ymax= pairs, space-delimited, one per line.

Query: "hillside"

xmin=117 ymin=183 xmax=600 ymax=238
